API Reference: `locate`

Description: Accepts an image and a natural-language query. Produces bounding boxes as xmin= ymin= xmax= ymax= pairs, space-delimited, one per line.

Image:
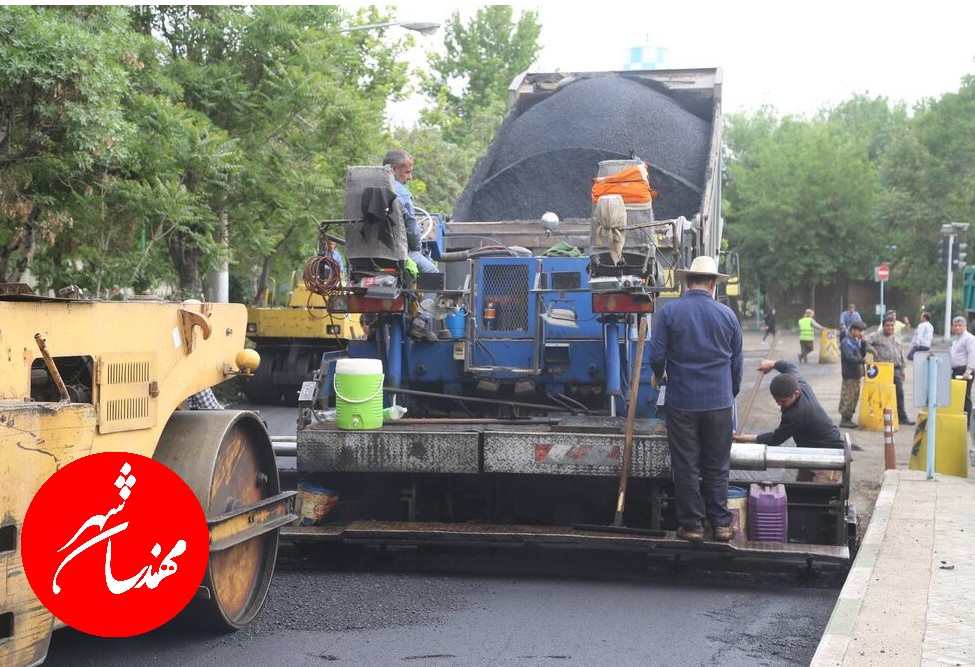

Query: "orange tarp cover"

xmin=591 ymin=164 xmax=656 ymax=204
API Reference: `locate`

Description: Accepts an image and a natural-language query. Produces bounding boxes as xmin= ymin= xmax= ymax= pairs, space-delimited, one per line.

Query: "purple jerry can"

xmin=747 ymin=483 xmax=788 ymax=543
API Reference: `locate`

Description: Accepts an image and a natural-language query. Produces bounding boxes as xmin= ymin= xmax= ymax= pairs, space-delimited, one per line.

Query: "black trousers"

xmin=893 ymin=371 xmax=909 ymax=420
xmin=951 ymin=367 xmax=973 ymax=426
xmin=665 ymin=406 xmax=733 ymax=530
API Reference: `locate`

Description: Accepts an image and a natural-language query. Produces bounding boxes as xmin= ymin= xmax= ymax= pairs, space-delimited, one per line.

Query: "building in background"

xmin=623 ymin=44 xmax=668 ymax=70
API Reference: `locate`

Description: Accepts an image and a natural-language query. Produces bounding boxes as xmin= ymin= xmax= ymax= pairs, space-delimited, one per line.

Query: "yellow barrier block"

xmin=910 ymin=409 xmax=970 ymax=478
xmin=946 ymin=377 xmax=968 ymax=415
xmin=859 ymin=381 xmax=898 ymax=431
xmin=819 ymin=328 xmax=840 ymax=364
xmin=863 ymin=361 xmax=894 ymax=384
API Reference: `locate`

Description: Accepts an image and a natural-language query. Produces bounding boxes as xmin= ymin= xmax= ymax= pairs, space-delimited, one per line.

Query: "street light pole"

xmin=942 ymin=222 xmax=970 ymax=341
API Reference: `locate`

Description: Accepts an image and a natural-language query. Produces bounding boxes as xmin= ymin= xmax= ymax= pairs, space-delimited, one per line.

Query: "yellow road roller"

xmin=0 ymin=284 xmax=294 ymax=667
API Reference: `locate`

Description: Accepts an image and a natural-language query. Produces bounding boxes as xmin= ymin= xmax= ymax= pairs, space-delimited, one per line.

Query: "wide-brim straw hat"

xmin=674 ymin=255 xmax=728 ymax=282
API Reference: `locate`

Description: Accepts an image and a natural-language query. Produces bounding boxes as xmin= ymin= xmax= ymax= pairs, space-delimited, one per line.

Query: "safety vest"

xmin=798 ymin=317 xmax=815 ymax=342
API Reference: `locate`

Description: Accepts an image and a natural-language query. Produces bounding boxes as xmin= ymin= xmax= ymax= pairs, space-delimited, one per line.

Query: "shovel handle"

xmin=735 ymin=332 xmax=780 ymax=435
xmin=614 ymin=315 xmax=648 ymax=524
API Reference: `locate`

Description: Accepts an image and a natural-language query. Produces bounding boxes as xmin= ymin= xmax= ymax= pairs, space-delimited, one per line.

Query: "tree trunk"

xmin=167 ymin=230 xmax=204 ymax=299
xmin=254 ymin=255 xmax=273 ymax=306
xmin=0 ymin=208 xmax=40 ymax=284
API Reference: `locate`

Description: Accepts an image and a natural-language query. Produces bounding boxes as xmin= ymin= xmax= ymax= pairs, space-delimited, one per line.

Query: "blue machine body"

xmin=341 ymin=255 xmax=657 ymax=419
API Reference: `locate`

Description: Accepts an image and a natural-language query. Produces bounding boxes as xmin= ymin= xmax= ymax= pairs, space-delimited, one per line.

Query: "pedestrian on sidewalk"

xmin=949 ymin=316 xmax=975 ymax=428
xmin=839 ymin=320 xmax=868 ymax=428
xmin=865 ymin=316 xmax=914 ymax=425
xmin=798 ymin=308 xmax=824 ymax=364
xmin=762 ymin=307 xmax=777 ymax=344
xmin=732 ymin=359 xmax=844 ymax=482
xmin=908 ymin=311 xmax=934 ymax=360
xmin=649 ymin=255 xmax=742 ymax=543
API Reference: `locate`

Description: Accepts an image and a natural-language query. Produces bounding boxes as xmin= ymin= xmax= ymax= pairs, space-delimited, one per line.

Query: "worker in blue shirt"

xmin=325 ymin=238 xmax=345 ymax=283
xmin=839 ymin=303 xmax=862 ymax=338
xmin=649 ymin=255 xmax=743 ymax=543
xmin=383 ymin=148 xmax=439 ymax=341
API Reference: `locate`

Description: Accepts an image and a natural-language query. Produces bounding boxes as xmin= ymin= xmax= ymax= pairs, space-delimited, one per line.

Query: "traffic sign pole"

xmin=876 ymin=264 xmax=889 ymax=319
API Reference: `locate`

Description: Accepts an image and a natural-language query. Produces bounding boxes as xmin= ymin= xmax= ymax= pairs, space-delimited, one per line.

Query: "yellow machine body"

xmin=0 ymin=286 xmax=293 ymax=667
xmin=246 ymin=282 xmax=364 ymax=340
xmin=243 ymin=280 xmax=363 ymax=404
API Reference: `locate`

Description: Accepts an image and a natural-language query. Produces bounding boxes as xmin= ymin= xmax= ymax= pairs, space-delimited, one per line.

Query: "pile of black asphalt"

xmin=452 ymin=73 xmax=713 ymax=223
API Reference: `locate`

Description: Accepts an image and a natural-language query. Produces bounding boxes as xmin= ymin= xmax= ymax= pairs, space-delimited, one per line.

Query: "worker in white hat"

xmin=648 ymin=255 xmax=743 ymax=543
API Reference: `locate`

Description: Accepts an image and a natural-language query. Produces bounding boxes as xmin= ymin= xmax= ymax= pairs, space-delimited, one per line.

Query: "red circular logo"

xmin=21 ymin=452 xmax=209 ymax=637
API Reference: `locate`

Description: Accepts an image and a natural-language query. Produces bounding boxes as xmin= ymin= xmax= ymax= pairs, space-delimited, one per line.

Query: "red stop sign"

xmin=876 ymin=264 xmax=889 ymax=281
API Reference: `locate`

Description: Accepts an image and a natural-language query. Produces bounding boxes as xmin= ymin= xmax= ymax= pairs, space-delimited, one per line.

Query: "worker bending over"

xmin=733 ymin=359 xmax=844 ymax=483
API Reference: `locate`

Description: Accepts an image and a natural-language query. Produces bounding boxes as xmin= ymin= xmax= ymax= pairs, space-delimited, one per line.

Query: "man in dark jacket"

xmin=839 ymin=320 xmax=867 ymax=428
xmin=733 ymin=359 xmax=844 ymax=482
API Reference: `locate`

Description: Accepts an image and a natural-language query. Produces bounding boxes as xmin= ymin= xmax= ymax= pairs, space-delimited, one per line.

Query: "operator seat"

xmin=344 ymin=165 xmax=410 ymax=285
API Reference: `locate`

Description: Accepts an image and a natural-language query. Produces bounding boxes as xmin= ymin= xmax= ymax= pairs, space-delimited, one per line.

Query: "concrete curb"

xmin=810 ymin=469 xmax=900 ymax=666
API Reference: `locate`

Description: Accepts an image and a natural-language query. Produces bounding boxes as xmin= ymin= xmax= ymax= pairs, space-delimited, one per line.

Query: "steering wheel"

xmin=415 ymin=206 xmax=436 ymax=240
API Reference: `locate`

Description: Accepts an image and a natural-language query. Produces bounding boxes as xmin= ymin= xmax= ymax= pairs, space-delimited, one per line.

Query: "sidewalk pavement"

xmin=812 ymin=469 xmax=975 ymax=666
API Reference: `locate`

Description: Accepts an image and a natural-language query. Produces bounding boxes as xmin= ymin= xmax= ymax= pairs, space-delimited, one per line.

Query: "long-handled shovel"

xmin=574 ymin=315 xmax=665 ymax=537
xmin=735 ymin=332 xmax=780 ymax=435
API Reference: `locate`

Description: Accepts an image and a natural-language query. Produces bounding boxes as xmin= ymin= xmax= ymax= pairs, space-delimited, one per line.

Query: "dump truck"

xmin=0 ymin=285 xmax=293 ymax=667
xmin=286 ymin=68 xmax=857 ymax=566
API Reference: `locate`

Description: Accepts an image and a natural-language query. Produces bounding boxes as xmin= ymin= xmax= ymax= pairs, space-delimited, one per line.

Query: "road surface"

xmin=43 ymin=390 xmax=843 ymax=667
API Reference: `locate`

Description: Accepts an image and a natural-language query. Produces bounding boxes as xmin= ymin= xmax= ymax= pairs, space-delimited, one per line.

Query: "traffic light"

xmin=954 ymin=240 xmax=969 ymax=269
xmin=940 ymin=237 xmax=951 ymax=269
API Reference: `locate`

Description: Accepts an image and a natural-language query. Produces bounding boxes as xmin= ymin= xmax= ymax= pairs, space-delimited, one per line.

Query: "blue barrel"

xmin=445 ymin=308 xmax=467 ymax=339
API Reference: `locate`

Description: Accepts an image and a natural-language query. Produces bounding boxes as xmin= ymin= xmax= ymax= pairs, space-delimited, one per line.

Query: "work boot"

xmin=712 ymin=525 xmax=734 ymax=542
xmin=839 ymin=418 xmax=858 ymax=429
xmin=676 ymin=526 xmax=704 ymax=543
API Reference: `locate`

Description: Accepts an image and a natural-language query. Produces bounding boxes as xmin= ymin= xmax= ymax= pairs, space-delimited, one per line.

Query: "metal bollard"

xmin=883 ymin=407 xmax=896 ymax=470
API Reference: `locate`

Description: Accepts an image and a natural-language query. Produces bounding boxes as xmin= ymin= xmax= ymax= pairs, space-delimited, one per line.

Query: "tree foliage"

xmin=877 ymin=76 xmax=975 ymax=299
xmin=420 ymin=6 xmax=540 ymax=144
xmin=0 ymin=6 xmax=138 ymax=284
xmin=2 ymin=5 xmax=413 ymax=300
xmin=725 ymin=114 xmax=883 ymax=308
xmin=409 ymin=7 xmax=541 ymax=214
xmin=132 ymin=5 xmax=411 ymax=300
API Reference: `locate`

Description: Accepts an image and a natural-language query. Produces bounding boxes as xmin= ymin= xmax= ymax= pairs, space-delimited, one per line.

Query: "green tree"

xmin=29 ymin=20 xmax=242 ymax=299
xmin=133 ymin=5 xmax=411 ymax=301
xmin=725 ymin=115 xmax=884 ymax=309
xmin=421 ymin=6 xmax=540 ymax=143
xmin=410 ymin=6 xmax=541 ymax=212
xmin=878 ymin=76 xmax=975 ymax=299
xmin=0 ymin=6 xmax=137 ymax=284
